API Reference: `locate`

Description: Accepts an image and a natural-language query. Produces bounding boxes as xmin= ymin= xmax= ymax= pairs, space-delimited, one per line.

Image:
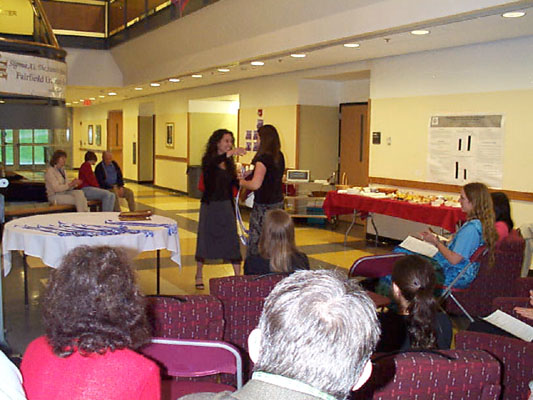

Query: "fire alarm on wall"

xmin=257 ymin=109 xmax=263 ymax=117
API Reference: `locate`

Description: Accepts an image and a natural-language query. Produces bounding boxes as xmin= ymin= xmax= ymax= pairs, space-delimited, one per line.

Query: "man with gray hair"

xmin=181 ymin=270 xmax=380 ymax=400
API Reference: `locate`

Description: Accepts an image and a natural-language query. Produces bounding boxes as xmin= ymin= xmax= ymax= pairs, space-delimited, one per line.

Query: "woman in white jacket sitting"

xmin=45 ymin=150 xmax=88 ymax=212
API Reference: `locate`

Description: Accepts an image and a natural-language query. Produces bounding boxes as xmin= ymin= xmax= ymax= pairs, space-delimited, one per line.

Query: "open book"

xmin=482 ymin=310 xmax=533 ymax=342
xmin=399 ymin=236 xmax=438 ymax=258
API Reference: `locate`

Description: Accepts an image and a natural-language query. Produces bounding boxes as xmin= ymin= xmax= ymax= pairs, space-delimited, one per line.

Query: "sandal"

xmin=195 ymin=278 xmax=205 ymax=290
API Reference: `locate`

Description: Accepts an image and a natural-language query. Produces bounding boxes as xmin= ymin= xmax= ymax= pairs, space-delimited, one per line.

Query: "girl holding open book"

xmin=418 ymin=182 xmax=498 ymax=288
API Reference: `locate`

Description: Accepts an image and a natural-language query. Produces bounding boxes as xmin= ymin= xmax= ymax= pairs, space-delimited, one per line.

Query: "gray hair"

xmin=255 ymin=270 xmax=380 ymax=399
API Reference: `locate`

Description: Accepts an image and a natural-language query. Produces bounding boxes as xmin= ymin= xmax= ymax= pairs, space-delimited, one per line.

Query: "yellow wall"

xmin=238 ymin=105 xmax=297 ymax=168
xmin=0 ymin=0 xmax=33 ymax=35
xmin=189 ymin=112 xmax=238 ymax=165
xmin=298 ymin=105 xmax=338 ymax=180
xmin=155 ymin=159 xmax=188 ymax=192
xmin=370 ymin=88 xmax=533 ymax=226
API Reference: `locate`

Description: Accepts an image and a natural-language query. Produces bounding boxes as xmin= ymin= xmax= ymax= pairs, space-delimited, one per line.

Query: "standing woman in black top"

xmin=239 ymin=124 xmax=285 ymax=257
xmin=195 ymin=129 xmax=246 ymax=290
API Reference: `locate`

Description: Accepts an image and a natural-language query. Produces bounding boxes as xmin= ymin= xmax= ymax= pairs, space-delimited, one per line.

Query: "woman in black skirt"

xmin=195 ymin=129 xmax=246 ymax=289
xmin=239 ymin=124 xmax=285 ymax=257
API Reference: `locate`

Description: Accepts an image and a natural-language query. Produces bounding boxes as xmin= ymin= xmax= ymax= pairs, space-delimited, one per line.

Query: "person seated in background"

xmin=95 ymin=151 xmax=135 ymax=212
xmin=0 ymin=349 xmax=27 ymax=400
xmin=44 ymin=150 xmax=88 ymax=212
xmin=244 ymin=209 xmax=309 ymax=275
xmin=180 ymin=270 xmax=381 ymax=400
xmin=390 ymin=182 xmax=498 ymax=290
xmin=78 ymin=151 xmax=116 ymax=212
xmin=514 ymin=290 xmax=533 ymax=321
xmin=377 ymin=255 xmax=452 ymax=352
xmin=21 ymin=246 xmax=160 ymax=400
xmin=491 ymin=191 xmax=514 ymax=241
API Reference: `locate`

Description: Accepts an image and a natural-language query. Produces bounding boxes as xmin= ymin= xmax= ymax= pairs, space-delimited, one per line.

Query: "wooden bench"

xmin=5 ymin=200 xmax=102 ymax=221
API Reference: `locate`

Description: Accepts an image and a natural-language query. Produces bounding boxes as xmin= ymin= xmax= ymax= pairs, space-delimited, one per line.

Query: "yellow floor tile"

xmin=295 ymin=227 xmax=356 ymax=246
xmin=310 ymin=249 xmax=374 ymax=271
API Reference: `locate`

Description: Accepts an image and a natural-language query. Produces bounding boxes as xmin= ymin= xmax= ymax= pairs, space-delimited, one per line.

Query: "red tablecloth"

xmin=322 ymin=191 xmax=466 ymax=233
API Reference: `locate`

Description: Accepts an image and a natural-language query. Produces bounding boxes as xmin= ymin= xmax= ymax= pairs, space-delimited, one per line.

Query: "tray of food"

xmin=118 ymin=210 xmax=153 ymax=221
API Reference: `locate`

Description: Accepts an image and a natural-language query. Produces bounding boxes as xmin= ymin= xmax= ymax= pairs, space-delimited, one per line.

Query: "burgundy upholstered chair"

xmin=209 ymin=274 xmax=287 ymax=378
xmin=492 ymin=296 xmax=532 ymax=325
xmin=145 ymin=295 xmax=224 ymax=340
xmin=456 ymin=331 xmax=533 ymax=400
xmin=348 ymin=253 xmax=405 ymax=278
xmin=444 ymin=229 xmax=525 ymax=317
xmin=352 ymin=350 xmax=502 ymax=400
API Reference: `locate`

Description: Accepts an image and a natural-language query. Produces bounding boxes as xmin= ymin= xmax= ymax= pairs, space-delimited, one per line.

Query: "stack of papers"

xmin=399 ymin=236 xmax=438 ymax=258
xmin=483 ymin=310 xmax=533 ymax=342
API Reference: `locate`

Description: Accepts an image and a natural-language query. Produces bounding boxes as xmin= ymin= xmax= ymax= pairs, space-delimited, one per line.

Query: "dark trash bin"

xmin=187 ymin=165 xmax=203 ymax=199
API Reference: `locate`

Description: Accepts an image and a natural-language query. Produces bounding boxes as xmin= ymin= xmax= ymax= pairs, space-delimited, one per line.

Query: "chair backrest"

xmin=445 ymin=230 xmax=525 ymax=316
xmin=209 ymin=274 xmax=287 ymax=352
xmin=140 ymin=338 xmax=243 ymax=389
xmin=348 ymin=253 xmax=405 ymax=279
xmin=456 ymin=331 xmax=533 ymax=400
xmin=146 ymin=295 xmax=224 ymax=340
xmin=352 ymin=350 xmax=501 ymax=400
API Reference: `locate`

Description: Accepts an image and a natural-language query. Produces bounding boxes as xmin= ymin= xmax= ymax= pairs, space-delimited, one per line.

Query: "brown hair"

xmin=259 ymin=209 xmax=299 ymax=273
xmin=84 ymin=151 xmax=97 ymax=162
xmin=463 ymin=182 xmax=498 ymax=265
xmin=43 ymin=246 xmax=150 ymax=357
xmin=50 ymin=150 xmax=67 ymax=167
xmin=256 ymin=124 xmax=281 ymax=162
xmin=392 ymin=255 xmax=437 ymax=349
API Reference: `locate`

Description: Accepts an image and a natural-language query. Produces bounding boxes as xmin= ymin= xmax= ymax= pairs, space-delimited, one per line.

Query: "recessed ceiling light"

xmin=89 ymin=97 xmax=96 ymax=101
xmin=135 ymin=87 xmax=143 ymax=91
xmin=192 ymin=74 xmax=202 ymax=78
xmin=290 ymin=53 xmax=306 ymax=58
xmin=108 ymin=92 xmax=117 ymax=96
xmin=411 ymin=29 xmax=430 ymax=35
xmin=66 ymin=102 xmax=71 ymax=106
xmin=251 ymin=61 xmax=264 ymax=66
xmin=344 ymin=43 xmax=360 ymax=48
xmin=99 ymin=95 xmax=105 ymax=98
xmin=169 ymin=78 xmax=180 ymax=82
xmin=73 ymin=101 xmax=79 ymax=104
xmin=79 ymin=99 xmax=84 ymax=102
xmin=150 ymin=83 xmax=160 ymax=87
xmin=218 ymin=68 xmax=230 ymax=72
xmin=0 ymin=100 xmax=5 ymax=104
xmin=502 ymin=11 xmax=526 ymax=18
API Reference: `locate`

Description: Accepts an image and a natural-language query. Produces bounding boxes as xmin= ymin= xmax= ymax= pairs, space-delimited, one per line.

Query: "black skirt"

xmin=195 ymin=199 xmax=242 ymax=262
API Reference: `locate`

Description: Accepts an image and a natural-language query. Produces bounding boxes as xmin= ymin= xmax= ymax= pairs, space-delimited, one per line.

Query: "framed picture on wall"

xmin=95 ymin=125 xmax=102 ymax=146
xmin=88 ymin=125 xmax=94 ymax=145
xmin=166 ymin=123 xmax=174 ymax=148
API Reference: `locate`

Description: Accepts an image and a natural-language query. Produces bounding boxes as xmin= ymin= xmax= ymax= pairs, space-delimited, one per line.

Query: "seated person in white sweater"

xmin=44 ymin=150 xmax=88 ymax=212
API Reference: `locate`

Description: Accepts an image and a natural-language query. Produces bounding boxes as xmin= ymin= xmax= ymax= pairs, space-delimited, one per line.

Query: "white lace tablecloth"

xmin=2 ymin=212 xmax=181 ymax=276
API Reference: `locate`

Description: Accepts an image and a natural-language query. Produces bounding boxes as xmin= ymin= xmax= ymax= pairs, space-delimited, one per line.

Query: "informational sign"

xmin=0 ymin=51 xmax=67 ymax=99
xmin=428 ymin=115 xmax=504 ymax=188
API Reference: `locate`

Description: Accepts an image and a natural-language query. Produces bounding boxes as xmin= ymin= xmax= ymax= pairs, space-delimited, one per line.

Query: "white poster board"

xmin=0 ymin=51 xmax=66 ymax=99
xmin=428 ymin=115 xmax=504 ymax=188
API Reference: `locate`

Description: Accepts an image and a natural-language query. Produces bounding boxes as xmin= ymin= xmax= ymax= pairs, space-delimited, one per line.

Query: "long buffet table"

xmin=322 ymin=191 xmax=467 ymax=244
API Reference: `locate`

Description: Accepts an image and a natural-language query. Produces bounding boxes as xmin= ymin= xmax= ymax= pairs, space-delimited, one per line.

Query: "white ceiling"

xmin=66 ymin=1 xmax=533 ymax=106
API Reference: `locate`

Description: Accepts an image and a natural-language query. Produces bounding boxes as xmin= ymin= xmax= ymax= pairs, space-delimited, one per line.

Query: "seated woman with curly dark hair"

xmin=21 ymin=246 xmax=160 ymax=400
xmin=376 ymin=255 xmax=452 ymax=352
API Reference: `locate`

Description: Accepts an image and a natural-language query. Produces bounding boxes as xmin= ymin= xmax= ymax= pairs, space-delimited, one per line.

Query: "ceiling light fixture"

xmin=251 ymin=61 xmax=264 ymax=66
xmin=411 ymin=29 xmax=430 ymax=35
xmin=218 ymin=68 xmax=230 ymax=72
xmin=169 ymin=78 xmax=180 ymax=82
xmin=192 ymin=74 xmax=202 ymax=78
xmin=344 ymin=43 xmax=360 ymax=48
xmin=79 ymin=99 xmax=84 ymax=102
xmin=290 ymin=53 xmax=306 ymax=58
xmin=89 ymin=97 xmax=96 ymax=100
xmin=135 ymin=87 xmax=143 ymax=91
xmin=99 ymin=95 xmax=105 ymax=98
xmin=73 ymin=101 xmax=79 ymax=104
xmin=108 ymin=92 xmax=117 ymax=96
xmin=502 ymin=11 xmax=526 ymax=18
xmin=150 ymin=83 xmax=160 ymax=87
xmin=65 ymin=102 xmax=71 ymax=106
xmin=0 ymin=100 xmax=5 ymax=104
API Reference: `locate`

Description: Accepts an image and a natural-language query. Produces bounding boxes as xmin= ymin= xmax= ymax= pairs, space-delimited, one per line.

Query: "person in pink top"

xmin=491 ymin=192 xmax=513 ymax=241
xmin=21 ymin=246 xmax=160 ymax=400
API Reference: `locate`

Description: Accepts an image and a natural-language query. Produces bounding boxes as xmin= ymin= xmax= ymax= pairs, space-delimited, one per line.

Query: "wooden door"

xmin=137 ymin=115 xmax=154 ymax=182
xmin=107 ymin=110 xmax=123 ymax=169
xmin=339 ymin=103 xmax=369 ymax=187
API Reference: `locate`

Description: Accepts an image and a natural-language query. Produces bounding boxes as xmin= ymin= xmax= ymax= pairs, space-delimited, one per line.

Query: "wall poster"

xmin=427 ymin=115 xmax=504 ymax=188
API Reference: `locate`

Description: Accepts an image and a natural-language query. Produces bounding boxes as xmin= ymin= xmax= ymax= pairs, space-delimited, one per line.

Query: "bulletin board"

xmin=427 ymin=114 xmax=504 ymax=188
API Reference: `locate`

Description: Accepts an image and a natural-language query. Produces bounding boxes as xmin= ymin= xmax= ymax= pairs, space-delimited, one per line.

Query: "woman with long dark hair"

xmin=195 ymin=129 xmax=246 ymax=289
xmin=377 ymin=255 xmax=452 ymax=352
xmin=21 ymin=246 xmax=160 ymax=400
xmin=491 ymin=191 xmax=513 ymax=241
xmin=239 ymin=124 xmax=285 ymax=257
xmin=244 ymin=209 xmax=309 ymax=275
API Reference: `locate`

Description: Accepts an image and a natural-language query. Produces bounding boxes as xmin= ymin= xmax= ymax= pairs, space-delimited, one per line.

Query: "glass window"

xmin=19 ymin=129 xmax=33 ymax=144
xmin=34 ymin=129 xmax=49 ymax=144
